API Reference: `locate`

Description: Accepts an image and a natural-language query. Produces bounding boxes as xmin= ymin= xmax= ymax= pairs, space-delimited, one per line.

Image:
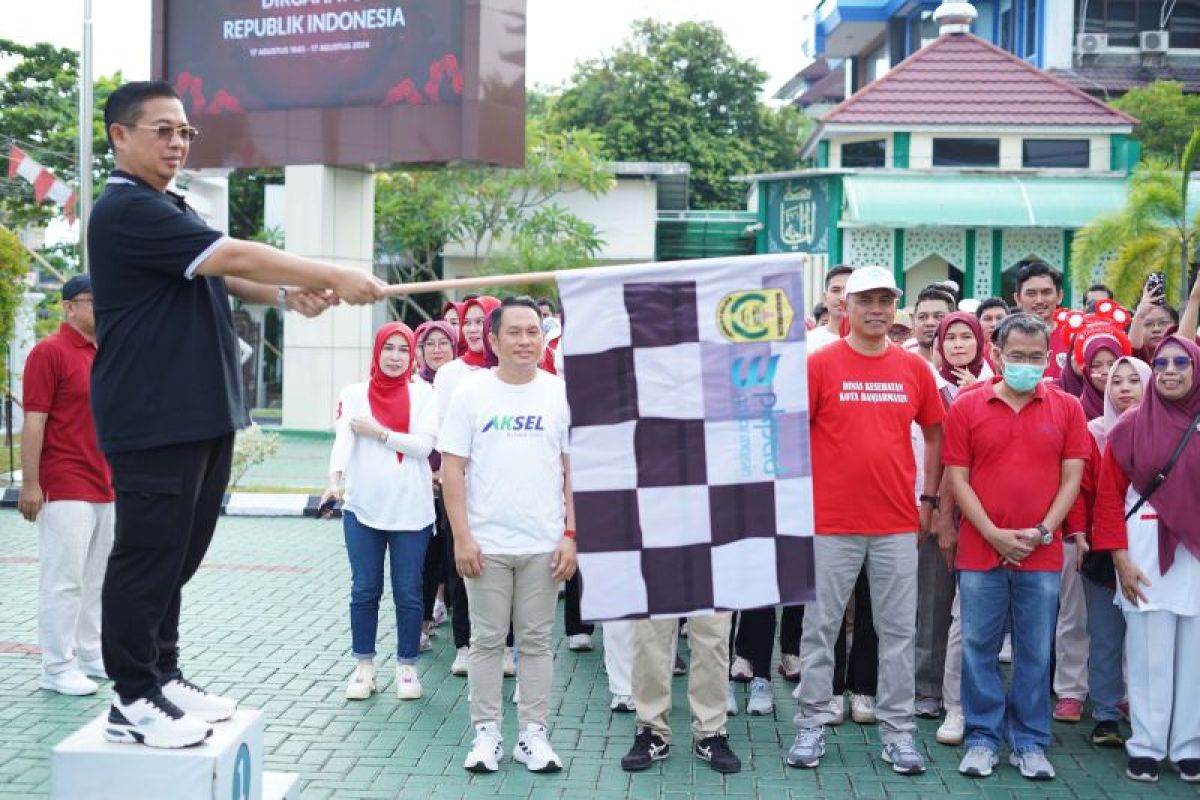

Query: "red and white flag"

xmin=7 ymin=145 xmax=77 ymax=223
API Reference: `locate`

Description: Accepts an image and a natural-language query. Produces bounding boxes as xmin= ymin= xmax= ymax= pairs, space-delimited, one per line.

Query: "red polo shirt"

xmin=22 ymin=323 xmax=114 ymax=503
xmin=942 ymin=377 xmax=1091 ymax=572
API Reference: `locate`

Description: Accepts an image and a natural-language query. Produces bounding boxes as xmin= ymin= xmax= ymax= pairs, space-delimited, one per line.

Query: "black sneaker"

xmin=1178 ymin=759 xmax=1200 ymax=783
xmin=621 ymin=728 xmax=670 ymax=772
xmin=1091 ymin=720 xmax=1125 ymax=747
xmin=1126 ymin=756 xmax=1159 ymax=783
xmin=695 ymin=734 xmax=741 ymax=774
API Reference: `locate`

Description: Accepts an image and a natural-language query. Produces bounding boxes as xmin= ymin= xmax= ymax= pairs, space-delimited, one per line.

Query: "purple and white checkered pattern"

xmin=557 ymin=255 xmax=816 ymax=622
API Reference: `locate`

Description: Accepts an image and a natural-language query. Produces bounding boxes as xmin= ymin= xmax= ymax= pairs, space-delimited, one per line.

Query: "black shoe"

xmin=695 ymin=734 xmax=741 ymax=774
xmin=1126 ymin=756 xmax=1159 ymax=783
xmin=1178 ymin=759 xmax=1200 ymax=783
xmin=673 ymin=654 xmax=688 ymax=676
xmin=1091 ymin=720 xmax=1125 ymax=747
xmin=621 ymin=728 xmax=670 ymax=772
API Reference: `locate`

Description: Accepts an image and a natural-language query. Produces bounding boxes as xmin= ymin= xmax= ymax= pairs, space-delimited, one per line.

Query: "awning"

xmin=840 ymin=173 xmax=1132 ymax=229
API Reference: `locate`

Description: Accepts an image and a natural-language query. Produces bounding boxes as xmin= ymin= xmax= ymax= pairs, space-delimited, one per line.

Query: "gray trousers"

xmin=796 ymin=533 xmax=918 ymax=742
xmin=914 ymin=535 xmax=955 ymax=703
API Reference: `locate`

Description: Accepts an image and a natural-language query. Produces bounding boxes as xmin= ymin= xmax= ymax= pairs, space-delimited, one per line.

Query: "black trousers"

xmin=422 ymin=504 xmax=449 ymax=622
xmin=433 ymin=498 xmax=472 ymax=649
xmin=563 ymin=572 xmax=594 ymax=636
xmin=735 ymin=567 xmax=878 ymax=694
xmin=101 ymin=434 xmax=234 ymax=703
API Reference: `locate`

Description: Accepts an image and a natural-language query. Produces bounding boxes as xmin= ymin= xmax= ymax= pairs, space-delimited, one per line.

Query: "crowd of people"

xmin=19 ymin=78 xmax=1200 ymax=787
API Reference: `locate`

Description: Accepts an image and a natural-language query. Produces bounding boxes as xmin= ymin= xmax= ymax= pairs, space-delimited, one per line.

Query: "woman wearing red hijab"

xmin=320 ymin=322 xmax=439 ymax=703
xmin=442 ymin=300 xmax=466 ymax=353
xmin=434 ymin=296 xmax=501 ymax=421
xmin=1092 ymin=336 xmax=1200 ymax=784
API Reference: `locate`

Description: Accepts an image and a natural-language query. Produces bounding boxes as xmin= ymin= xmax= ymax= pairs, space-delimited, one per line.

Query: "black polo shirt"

xmin=88 ymin=170 xmax=248 ymax=453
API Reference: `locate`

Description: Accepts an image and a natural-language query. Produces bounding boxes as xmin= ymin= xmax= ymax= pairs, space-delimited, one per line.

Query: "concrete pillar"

xmin=281 ymin=165 xmax=382 ymax=431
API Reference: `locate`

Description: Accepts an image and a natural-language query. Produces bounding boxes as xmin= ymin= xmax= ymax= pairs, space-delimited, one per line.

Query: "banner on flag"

xmin=7 ymin=145 xmax=77 ymax=223
xmin=557 ymin=254 xmax=816 ymax=622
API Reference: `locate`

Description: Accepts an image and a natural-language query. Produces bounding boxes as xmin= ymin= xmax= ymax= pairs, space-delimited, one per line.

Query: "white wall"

xmin=1043 ymin=1 xmax=1076 ymax=70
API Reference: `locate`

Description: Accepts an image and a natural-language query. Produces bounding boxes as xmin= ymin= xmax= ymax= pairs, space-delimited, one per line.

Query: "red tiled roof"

xmin=821 ymin=34 xmax=1139 ymax=127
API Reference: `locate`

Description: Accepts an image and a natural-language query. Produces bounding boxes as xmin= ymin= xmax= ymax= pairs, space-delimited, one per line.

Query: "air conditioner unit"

xmin=1140 ymin=30 xmax=1170 ymax=53
xmin=1076 ymin=32 xmax=1109 ymax=55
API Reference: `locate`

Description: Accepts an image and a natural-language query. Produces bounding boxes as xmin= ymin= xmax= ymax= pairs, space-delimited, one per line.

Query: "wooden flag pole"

xmin=380 ymin=271 xmax=559 ymax=297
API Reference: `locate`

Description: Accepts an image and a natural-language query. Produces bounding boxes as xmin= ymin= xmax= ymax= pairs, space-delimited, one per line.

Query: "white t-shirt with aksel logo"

xmin=439 ymin=369 xmax=571 ymax=555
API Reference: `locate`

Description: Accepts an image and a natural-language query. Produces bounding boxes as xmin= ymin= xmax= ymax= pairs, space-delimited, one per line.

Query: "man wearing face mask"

xmin=942 ymin=313 xmax=1091 ymax=782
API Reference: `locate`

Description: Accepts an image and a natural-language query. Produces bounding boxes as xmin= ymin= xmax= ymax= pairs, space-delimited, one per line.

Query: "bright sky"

xmin=4 ymin=0 xmax=815 ymax=99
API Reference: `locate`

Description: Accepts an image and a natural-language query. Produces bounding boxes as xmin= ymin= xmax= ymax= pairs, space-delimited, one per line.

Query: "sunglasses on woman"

xmin=1152 ymin=355 xmax=1193 ymax=372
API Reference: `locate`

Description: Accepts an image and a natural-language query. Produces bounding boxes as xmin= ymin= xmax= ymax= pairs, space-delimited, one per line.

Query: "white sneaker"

xmin=610 ymin=694 xmax=635 ymax=713
xmin=826 ymin=695 xmax=846 ymax=726
xmin=39 ymin=669 xmax=98 ymax=696
xmin=568 ymin=633 xmax=593 ymax=651
xmin=105 ymin=692 xmax=212 ymax=749
xmin=851 ymin=694 xmax=877 ymax=724
xmin=78 ymin=657 xmax=107 ymax=680
xmin=345 ymin=662 xmax=376 ymax=700
xmin=513 ymin=723 xmax=563 ymax=773
xmin=451 ymin=647 xmax=469 ymax=677
xmin=726 ymin=680 xmax=739 ymax=716
xmin=502 ymin=647 xmax=516 ymax=677
xmin=464 ymin=722 xmax=503 ymax=772
xmin=999 ymin=634 xmax=1012 ymax=664
xmin=778 ymin=653 xmax=801 ymax=681
xmin=161 ymin=677 xmax=237 ymax=723
xmin=419 ymin=631 xmax=432 ymax=652
xmin=395 ymin=664 xmax=422 ymax=700
xmin=937 ymin=710 xmax=965 ymax=746
xmin=512 ymin=681 xmax=520 ymax=705
xmin=730 ymin=656 xmax=753 ymax=682
xmin=747 ymin=678 xmax=774 ymax=716
xmin=432 ymin=598 xmax=448 ymax=626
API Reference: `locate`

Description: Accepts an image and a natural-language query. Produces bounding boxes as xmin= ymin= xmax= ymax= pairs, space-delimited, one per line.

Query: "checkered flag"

xmin=557 ymin=255 xmax=816 ymax=622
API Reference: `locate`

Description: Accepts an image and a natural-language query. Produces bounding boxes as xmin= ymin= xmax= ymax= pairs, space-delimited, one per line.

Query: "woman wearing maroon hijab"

xmin=1092 ymin=336 xmax=1200 ymax=784
xmin=321 ymin=322 xmax=440 ymax=704
xmin=933 ymin=312 xmax=992 ymax=409
xmin=1078 ymin=335 xmax=1123 ymax=421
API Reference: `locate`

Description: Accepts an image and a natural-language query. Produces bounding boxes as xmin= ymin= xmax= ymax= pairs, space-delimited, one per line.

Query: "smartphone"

xmin=1145 ymin=271 xmax=1166 ymax=304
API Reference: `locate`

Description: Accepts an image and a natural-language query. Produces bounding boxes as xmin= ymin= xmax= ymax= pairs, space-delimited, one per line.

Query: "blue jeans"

xmin=1081 ymin=574 xmax=1126 ymax=722
xmin=343 ymin=511 xmax=432 ymax=664
xmin=959 ymin=568 xmax=1059 ymax=754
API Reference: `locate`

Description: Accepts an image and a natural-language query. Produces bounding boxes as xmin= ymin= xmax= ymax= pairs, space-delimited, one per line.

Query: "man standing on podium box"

xmin=90 ymin=80 xmax=384 ymax=748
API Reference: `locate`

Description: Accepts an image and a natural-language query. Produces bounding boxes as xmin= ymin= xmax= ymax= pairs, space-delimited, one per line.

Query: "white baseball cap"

xmin=844 ymin=265 xmax=903 ymax=298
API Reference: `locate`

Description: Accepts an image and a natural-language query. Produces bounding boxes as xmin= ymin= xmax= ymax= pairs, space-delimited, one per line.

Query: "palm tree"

xmin=1072 ymin=127 xmax=1200 ymax=305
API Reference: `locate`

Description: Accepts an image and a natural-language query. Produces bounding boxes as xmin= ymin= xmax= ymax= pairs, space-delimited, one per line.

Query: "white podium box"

xmin=263 ymin=771 xmax=301 ymax=799
xmin=52 ymin=709 xmax=268 ymax=800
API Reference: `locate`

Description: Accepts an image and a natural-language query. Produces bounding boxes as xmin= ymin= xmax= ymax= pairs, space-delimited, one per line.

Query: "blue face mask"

xmin=1003 ymin=362 xmax=1045 ymax=392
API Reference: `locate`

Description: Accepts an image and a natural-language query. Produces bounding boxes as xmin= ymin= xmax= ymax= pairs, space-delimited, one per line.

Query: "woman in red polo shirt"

xmin=1092 ymin=336 xmax=1200 ymax=784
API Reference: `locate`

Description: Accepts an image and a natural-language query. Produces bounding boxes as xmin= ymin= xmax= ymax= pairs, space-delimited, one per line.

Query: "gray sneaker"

xmin=746 ymin=678 xmax=774 ymax=716
xmin=959 ymin=745 xmax=999 ymax=777
xmin=881 ymin=737 xmax=927 ymax=775
xmin=725 ymin=681 xmax=739 ymax=716
xmin=1010 ymin=749 xmax=1055 ymax=780
xmin=785 ymin=726 xmax=826 ymax=769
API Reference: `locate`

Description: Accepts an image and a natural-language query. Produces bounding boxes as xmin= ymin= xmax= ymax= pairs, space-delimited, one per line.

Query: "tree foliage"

xmin=1072 ymin=148 xmax=1200 ymax=305
xmin=0 ymin=226 xmax=31 ymax=384
xmin=1111 ymin=81 xmax=1200 ymax=163
xmin=545 ymin=19 xmax=809 ymax=209
xmin=0 ymin=39 xmax=118 ymax=231
xmin=374 ymin=121 xmax=614 ymax=322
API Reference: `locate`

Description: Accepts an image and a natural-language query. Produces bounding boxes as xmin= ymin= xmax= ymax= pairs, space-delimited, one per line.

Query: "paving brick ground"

xmin=1 ymin=510 xmax=1196 ymax=799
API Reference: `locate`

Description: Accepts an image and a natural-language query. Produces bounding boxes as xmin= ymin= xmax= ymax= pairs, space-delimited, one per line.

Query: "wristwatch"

xmin=919 ymin=494 xmax=941 ymax=510
xmin=1036 ymin=524 xmax=1053 ymax=546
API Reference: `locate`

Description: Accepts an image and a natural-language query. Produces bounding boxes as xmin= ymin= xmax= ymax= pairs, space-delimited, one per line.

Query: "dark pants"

xmin=422 ymin=504 xmax=450 ymax=622
xmin=101 ymin=434 xmax=234 ymax=703
xmin=564 ymin=572 xmax=594 ymax=637
xmin=439 ymin=501 xmax=473 ymax=650
xmin=772 ymin=568 xmax=878 ymax=695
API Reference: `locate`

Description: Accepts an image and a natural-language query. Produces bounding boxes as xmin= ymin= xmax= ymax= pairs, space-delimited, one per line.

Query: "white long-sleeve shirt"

xmin=329 ymin=381 xmax=437 ymax=531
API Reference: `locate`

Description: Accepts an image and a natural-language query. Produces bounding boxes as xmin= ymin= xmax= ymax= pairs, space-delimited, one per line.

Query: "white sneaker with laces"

xmin=105 ymin=692 xmax=212 ymax=749
xmin=395 ymin=664 xmax=422 ymax=700
xmin=39 ymin=669 xmax=98 ymax=696
xmin=729 ymin=656 xmax=753 ymax=681
xmin=937 ymin=710 xmax=965 ymax=745
xmin=778 ymin=653 xmax=801 ymax=681
xmin=747 ymin=677 xmax=774 ymax=716
xmin=345 ymin=661 xmax=376 ymax=700
xmin=464 ymin=722 xmax=502 ymax=772
xmin=432 ymin=598 xmax=448 ymax=626
xmin=513 ymin=723 xmax=563 ymax=772
xmin=419 ymin=631 xmax=433 ymax=652
xmin=502 ymin=647 xmax=516 ymax=677
xmin=610 ymin=694 xmax=635 ymax=713
xmin=826 ymin=695 xmax=846 ymax=726
xmin=451 ymin=646 xmax=469 ymax=676
xmin=78 ymin=657 xmax=107 ymax=680
xmin=161 ymin=677 xmax=237 ymax=723
xmin=851 ymin=694 xmax=877 ymax=724
xmin=568 ymin=633 xmax=593 ymax=651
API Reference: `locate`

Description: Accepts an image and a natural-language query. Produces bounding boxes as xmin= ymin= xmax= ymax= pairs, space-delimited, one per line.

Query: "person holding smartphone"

xmin=321 ymin=322 xmax=438 ymax=702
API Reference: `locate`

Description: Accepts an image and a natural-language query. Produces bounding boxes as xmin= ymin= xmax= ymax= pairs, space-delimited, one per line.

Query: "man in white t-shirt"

xmin=806 ymin=265 xmax=854 ymax=352
xmin=440 ymin=296 xmax=577 ymax=776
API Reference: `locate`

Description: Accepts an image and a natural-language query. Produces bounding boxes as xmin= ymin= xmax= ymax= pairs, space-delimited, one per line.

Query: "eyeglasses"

xmin=423 ymin=339 xmax=453 ymax=350
xmin=1002 ymin=352 xmax=1049 ymax=366
xmin=125 ymin=123 xmax=199 ymax=143
xmin=1152 ymin=355 xmax=1193 ymax=372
